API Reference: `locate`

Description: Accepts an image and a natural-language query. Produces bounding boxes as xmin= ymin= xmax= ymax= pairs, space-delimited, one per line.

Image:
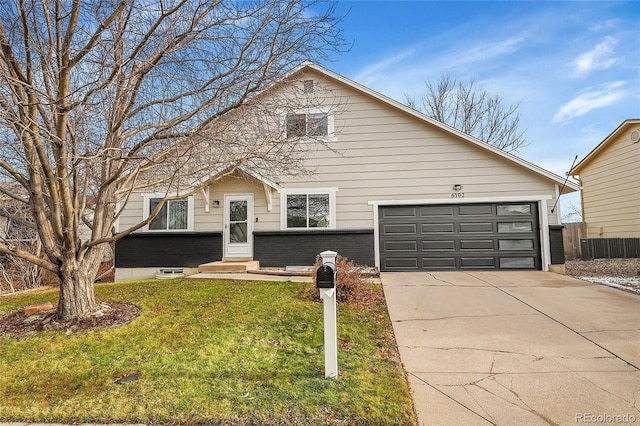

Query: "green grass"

xmin=0 ymin=279 xmax=416 ymax=425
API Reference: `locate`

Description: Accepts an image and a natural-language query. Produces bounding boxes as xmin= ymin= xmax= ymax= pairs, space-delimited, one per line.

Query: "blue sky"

xmin=317 ymin=1 xmax=640 ymax=219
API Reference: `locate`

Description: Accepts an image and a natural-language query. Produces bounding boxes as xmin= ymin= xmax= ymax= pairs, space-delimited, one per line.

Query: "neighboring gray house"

xmin=115 ymin=62 xmax=578 ymax=281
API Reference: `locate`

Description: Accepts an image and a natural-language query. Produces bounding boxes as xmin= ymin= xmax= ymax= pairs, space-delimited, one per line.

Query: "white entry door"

xmin=224 ymin=194 xmax=253 ymax=259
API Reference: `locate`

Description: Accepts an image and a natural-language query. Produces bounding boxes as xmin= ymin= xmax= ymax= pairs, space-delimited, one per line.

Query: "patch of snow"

xmin=577 ymin=276 xmax=640 ymax=294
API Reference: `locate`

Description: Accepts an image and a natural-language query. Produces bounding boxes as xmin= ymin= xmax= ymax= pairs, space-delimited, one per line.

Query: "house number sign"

xmin=451 ymin=192 xmax=465 ymax=198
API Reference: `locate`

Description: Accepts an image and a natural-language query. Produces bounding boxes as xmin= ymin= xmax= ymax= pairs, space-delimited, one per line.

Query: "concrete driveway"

xmin=381 ymin=271 xmax=640 ymax=426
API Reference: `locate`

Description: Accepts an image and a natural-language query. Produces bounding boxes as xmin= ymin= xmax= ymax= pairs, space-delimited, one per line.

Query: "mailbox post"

xmin=316 ymin=250 xmax=338 ymax=378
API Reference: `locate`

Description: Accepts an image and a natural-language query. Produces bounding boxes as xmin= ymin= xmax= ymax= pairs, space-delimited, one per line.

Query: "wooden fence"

xmin=562 ymin=222 xmax=585 ymax=260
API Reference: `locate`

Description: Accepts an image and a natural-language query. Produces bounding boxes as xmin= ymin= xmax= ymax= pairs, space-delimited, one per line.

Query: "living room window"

xmin=280 ymin=189 xmax=337 ymax=229
xmin=143 ymin=195 xmax=194 ymax=231
xmin=285 ymin=109 xmax=334 ymax=139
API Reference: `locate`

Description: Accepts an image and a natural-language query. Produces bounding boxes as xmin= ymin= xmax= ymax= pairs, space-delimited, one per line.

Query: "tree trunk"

xmin=56 ymin=249 xmax=103 ymax=320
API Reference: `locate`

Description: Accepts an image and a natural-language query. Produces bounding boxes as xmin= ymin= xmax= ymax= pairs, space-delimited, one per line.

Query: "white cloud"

xmin=351 ymin=31 xmax=526 ymax=95
xmin=552 ymin=81 xmax=626 ymax=124
xmin=572 ymin=36 xmax=618 ymax=76
xmin=459 ymin=36 xmax=525 ymax=67
xmin=353 ymin=48 xmax=417 ymax=87
xmin=589 ymin=20 xmax=620 ymax=32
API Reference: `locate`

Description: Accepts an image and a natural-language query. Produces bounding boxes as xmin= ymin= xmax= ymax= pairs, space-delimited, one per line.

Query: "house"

xmin=570 ymin=119 xmax=640 ymax=258
xmin=0 ymin=183 xmax=34 ymax=243
xmin=114 ymin=62 xmax=579 ymax=281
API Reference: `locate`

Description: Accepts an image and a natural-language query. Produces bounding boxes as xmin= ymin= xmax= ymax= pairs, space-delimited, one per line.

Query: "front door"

xmin=224 ymin=194 xmax=253 ymax=259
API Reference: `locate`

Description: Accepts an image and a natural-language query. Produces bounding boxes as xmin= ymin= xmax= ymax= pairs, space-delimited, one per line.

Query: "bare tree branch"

xmin=406 ymin=74 xmax=528 ymax=153
xmin=0 ymin=0 xmax=345 ymax=319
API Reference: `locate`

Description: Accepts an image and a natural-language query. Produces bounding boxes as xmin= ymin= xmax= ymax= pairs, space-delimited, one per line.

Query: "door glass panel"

xmin=229 ymin=201 xmax=247 ymax=222
xmin=498 ymin=222 xmax=533 ymax=233
xmin=229 ymin=223 xmax=247 ymax=243
xmin=229 ymin=200 xmax=248 ymax=244
xmin=497 ymin=204 xmax=531 ymax=215
xmin=499 ymin=239 xmax=534 ymax=250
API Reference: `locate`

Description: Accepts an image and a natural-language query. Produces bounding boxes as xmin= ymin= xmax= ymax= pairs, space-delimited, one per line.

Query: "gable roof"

xmin=204 ymin=163 xmax=279 ymax=189
xmin=570 ymin=119 xmax=640 ymax=175
xmin=281 ymin=61 xmax=579 ymax=193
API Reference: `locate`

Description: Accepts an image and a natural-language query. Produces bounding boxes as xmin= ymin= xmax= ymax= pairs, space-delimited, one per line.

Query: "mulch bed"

xmin=0 ymin=301 xmax=140 ymax=339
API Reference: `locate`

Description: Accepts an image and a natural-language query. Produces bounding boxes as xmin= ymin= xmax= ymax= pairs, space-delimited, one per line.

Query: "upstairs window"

xmin=286 ymin=110 xmax=333 ymax=139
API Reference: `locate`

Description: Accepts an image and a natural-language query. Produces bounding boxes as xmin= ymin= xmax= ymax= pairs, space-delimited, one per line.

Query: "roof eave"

xmin=571 ymin=119 xmax=640 ymax=175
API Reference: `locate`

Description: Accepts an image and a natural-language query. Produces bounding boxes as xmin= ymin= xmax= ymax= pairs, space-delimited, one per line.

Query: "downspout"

xmin=554 ymin=184 xmax=561 ymax=224
xmin=575 ymin=175 xmax=585 ymax=224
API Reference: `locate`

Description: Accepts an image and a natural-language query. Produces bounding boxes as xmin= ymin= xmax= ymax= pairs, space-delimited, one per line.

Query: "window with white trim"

xmin=280 ymin=189 xmax=336 ymax=229
xmin=143 ymin=195 xmax=194 ymax=231
xmin=285 ymin=109 xmax=334 ymax=139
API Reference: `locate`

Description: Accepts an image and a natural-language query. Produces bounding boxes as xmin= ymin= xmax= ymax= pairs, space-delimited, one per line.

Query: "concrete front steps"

xmin=197 ymin=259 xmax=260 ymax=274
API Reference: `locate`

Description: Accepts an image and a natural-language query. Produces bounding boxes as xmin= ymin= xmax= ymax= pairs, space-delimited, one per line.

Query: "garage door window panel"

xmin=499 ymin=239 xmax=534 ymax=250
xmin=500 ymin=257 xmax=535 ymax=268
xmin=497 ymin=204 xmax=531 ymax=215
xmin=498 ymin=222 xmax=533 ymax=233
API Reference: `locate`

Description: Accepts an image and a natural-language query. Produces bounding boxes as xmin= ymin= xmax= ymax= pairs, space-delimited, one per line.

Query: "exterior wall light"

xmin=453 ymin=184 xmax=463 ymax=192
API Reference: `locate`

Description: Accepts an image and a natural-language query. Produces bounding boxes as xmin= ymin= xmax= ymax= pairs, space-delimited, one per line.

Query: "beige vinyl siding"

xmin=275 ymin=70 xmax=560 ymax=228
xmin=118 ymin=172 xmax=275 ymax=233
xmin=579 ymin=126 xmax=640 ymax=237
xmin=118 ymin=195 xmax=144 ymax=232
xmin=199 ymin=174 xmax=276 ymax=232
xmin=117 ymin=68 xmax=563 ymax=234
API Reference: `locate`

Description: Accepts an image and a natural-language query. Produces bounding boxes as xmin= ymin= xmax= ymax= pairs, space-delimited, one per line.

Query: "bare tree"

xmin=561 ymin=200 xmax=583 ymax=224
xmin=405 ymin=74 xmax=527 ymax=153
xmin=0 ymin=0 xmax=344 ymax=319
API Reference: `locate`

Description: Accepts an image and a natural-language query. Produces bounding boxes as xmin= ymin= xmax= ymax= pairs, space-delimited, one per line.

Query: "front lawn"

xmin=0 ymin=279 xmax=416 ymax=425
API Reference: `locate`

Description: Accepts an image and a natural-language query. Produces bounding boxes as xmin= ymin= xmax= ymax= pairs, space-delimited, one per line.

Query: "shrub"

xmin=309 ymin=255 xmax=371 ymax=304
